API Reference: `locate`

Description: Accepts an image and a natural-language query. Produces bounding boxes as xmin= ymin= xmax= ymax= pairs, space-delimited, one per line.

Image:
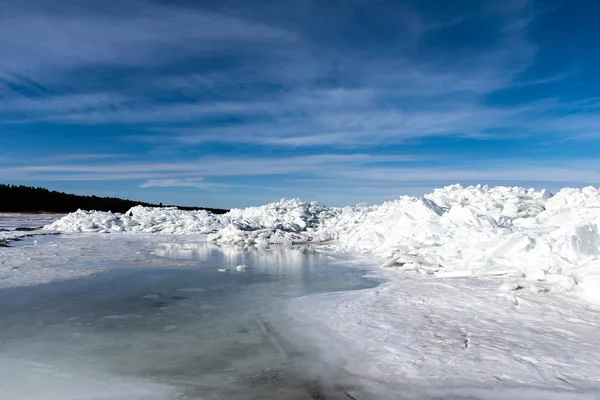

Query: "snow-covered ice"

xmin=4 ymin=184 xmax=600 ymax=398
xmin=284 ymin=254 xmax=600 ymax=399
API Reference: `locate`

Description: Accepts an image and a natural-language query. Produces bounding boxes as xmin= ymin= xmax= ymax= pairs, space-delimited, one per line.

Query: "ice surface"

xmin=284 ymin=254 xmax=600 ymax=399
xmin=0 ymin=241 xmax=375 ymax=399
xmin=46 ymin=184 xmax=600 ymax=302
xmin=0 ymin=213 xmax=61 ymax=245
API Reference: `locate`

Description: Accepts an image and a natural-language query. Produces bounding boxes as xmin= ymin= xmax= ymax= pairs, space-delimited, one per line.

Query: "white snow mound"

xmin=45 ymin=185 xmax=600 ymax=301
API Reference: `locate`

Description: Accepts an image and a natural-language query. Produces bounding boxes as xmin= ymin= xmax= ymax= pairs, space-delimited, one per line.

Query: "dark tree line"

xmin=0 ymin=184 xmax=228 ymax=214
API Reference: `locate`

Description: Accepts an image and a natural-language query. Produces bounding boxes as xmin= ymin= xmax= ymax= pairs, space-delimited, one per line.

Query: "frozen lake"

xmin=0 ymin=213 xmax=63 ymax=246
xmin=3 ymin=213 xmax=600 ymax=400
xmin=0 ymin=225 xmax=377 ymax=399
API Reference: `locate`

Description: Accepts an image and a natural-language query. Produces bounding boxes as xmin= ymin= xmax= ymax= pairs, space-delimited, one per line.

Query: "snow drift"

xmin=45 ymin=184 xmax=600 ymax=301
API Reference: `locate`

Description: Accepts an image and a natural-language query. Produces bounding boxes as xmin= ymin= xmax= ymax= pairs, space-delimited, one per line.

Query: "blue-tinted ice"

xmin=0 ymin=239 xmax=377 ymax=399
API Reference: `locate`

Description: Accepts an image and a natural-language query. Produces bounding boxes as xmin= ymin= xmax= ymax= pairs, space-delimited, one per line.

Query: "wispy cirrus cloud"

xmin=0 ymin=0 xmax=546 ymax=142
xmin=0 ymin=0 xmax=298 ymax=74
xmin=5 ymin=152 xmax=600 ymax=186
xmin=140 ymin=178 xmax=228 ymax=191
xmin=1 ymin=0 xmax=597 ymax=207
xmin=53 ymin=153 xmax=127 ymax=161
xmin=4 ymin=153 xmax=422 ymax=183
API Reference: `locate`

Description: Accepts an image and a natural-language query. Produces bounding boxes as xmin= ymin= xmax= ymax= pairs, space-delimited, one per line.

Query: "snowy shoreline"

xmin=45 ymin=184 xmax=600 ymax=304
xmin=4 ymin=186 xmax=600 ymax=398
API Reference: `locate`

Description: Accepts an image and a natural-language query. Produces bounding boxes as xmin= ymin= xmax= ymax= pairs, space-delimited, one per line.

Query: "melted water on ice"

xmin=0 ymin=239 xmax=376 ymax=399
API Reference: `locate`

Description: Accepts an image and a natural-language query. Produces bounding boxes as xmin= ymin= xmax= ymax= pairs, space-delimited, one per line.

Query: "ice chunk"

xmin=43 ymin=184 xmax=600 ymax=300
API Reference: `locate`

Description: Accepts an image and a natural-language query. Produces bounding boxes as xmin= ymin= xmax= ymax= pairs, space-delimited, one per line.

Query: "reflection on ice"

xmin=154 ymin=242 xmax=331 ymax=280
xmin=152 ymin=242 xmax=217 ymax=261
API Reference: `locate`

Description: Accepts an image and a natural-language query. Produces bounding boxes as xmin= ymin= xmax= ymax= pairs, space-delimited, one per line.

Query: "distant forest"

xmin=0 ymin=184 xmax=229 ymax=214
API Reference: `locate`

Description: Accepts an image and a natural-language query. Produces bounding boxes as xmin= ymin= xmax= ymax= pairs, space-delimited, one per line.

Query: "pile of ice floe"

xmin=48 ymin=199 xmax=336 ymax=243
xmin=45 ymin=185 xmax=600 ymax=301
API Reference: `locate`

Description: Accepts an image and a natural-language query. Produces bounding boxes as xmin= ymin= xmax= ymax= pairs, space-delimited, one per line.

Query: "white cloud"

xmin=4 ymin=153 xmax=600 ymax=189
xmin=0 ymin=0 xmax=555 ymax=148
xmin=1 ymin=93 xmax=125 ymax=115
xmin=7 ymin=153 xmax=417 ymax=179
xmin=0 ymin=1 xmax=298 ymax=73
xmin=140 ymin=178 xmax=227 ymax=190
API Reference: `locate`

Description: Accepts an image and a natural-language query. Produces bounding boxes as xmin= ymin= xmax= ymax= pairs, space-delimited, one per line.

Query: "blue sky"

xmin=1 ymin=0 xmax=599 ymax=208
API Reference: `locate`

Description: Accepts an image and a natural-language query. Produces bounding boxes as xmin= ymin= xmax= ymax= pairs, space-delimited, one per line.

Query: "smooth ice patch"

xmin=0 ymin=355 xmax=181 ymax=400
